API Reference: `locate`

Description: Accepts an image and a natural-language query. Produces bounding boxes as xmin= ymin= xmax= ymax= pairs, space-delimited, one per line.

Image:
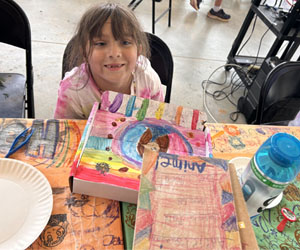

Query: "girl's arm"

xmin=54 ymin=79 xmax=84 ymax=119
xmin=135 ymin=57 xmax=165 ymax=102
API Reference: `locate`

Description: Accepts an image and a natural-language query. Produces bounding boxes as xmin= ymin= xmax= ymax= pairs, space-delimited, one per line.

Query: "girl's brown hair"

xmin=67 ymin=3 xmax=150 ymax=70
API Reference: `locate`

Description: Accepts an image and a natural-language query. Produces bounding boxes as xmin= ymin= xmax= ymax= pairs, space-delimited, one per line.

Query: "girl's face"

xmin=87 ymin=19 xmax=139 ymax=93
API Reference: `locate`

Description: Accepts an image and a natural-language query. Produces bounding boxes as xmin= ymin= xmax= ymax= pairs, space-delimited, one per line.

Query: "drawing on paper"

xmin=71 ymin=91 xmax=212 ymax=200
xmin=75 ymin=110 xmax=211 ymax=192
xmin=133 ymin=150 xmax=241 ymax=250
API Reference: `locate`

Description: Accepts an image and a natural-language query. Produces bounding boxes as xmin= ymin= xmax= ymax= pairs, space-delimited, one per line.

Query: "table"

xmin=0 ymin=119 xmax=299 ymax=249
xmin=209 ymin=123 xmax=300 ymax=249
xmin=0 ymin=119 xmax=123 ymax=249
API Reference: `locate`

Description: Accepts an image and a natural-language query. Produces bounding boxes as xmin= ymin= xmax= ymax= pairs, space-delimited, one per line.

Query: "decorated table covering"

xmin=208 ymin=123 xmax=300 ymax=249
xmin=0 ymin=118 xmax=124 ymax=250
xmin=1 ymin=119 xmax=299 ymax=249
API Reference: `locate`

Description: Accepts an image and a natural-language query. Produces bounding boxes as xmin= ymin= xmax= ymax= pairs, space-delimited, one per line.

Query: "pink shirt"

xmin=54 ymin=56 xmax=165 ymax=119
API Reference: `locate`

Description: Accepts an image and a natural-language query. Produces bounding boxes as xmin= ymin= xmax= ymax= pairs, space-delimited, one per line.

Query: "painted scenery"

xmin=74 ymin=109 xmax=211 ymax=192
xmin=133 ymin=150 xmax=242 ymax=250
xmin=71 ymin=91 xmax=212 ymax=199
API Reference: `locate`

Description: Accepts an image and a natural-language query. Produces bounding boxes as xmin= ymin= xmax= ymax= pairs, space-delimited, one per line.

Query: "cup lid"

xmin=270 ymin=133 xmax=300 ymax=166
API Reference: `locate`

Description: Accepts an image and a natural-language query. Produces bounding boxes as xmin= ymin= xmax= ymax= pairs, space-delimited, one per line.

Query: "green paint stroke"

xmin=140 ymin=176 xmax=155 ymax=194
xmin=138 ymin=177 xmax=154 ymax=209
xmin=136 ymin=99 xmax=149 ymax=121
xmin=139 ymin=192 xmax=152 ymax=210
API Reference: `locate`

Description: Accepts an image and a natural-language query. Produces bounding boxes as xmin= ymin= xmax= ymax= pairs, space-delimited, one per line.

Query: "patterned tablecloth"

xmin=0 ymin=119 xmax=123 ymax=250
xmin=0 ymin=119 xmax=299 ymax=249
xmin=208 ymin=123 xmax=300 ymax=249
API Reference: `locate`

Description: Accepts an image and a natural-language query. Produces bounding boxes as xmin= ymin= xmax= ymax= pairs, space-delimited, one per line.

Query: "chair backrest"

xmin=254 ymin=61 xmax=300 ymax=124
xmin=62 ymin=32 xmax=173 ymax=103
xmin=0 ymin=0 xmax=34 ymax=118
xmin=62 ymin=36 xmax=76 ymax=80
xmin=146 ymin=32 xmax=173 ymax=103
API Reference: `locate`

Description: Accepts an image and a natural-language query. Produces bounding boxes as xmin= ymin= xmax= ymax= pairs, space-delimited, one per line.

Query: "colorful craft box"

xmin=69 ymin=91 xmax=212 ymax=203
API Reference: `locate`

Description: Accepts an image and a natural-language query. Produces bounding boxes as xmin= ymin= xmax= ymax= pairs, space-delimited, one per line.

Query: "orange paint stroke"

xmin=142 ymin=148 xmax=159 ymax=175
xmin=218 ymin=109 xmax=227 ymax=114
xmin=175 ymin=106 xmax=183 ymax=125
xmin=224 ymin=125 xmax=240 ymax=136
xmin=211 ymin=131 xmax=225 ymax=141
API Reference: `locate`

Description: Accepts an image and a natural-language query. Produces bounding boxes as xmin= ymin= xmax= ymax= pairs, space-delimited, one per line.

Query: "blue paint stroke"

xmin=118 ymin=120 xmax=193 ymax=167
xmin=135 ymin=224 xmax=151 ymax=241
xmin=256 ymin=128 xmax=266 ymax=135
xmin=86 ymin=136 xmax=112 ymax=150
xmin=109 ymin=93 xmax=123 ymax=113
xmin=221 ymin=190 xmax=233 ymax=205
xmin=157 ymin=152 xmax=207 ymax=174
xmin=203 ymin=157 xmax=228 ymax=171
xmin=44 ymin=120 xmax=59 ymax=158
xmin=228 ymin=136 xmax=245 ymax=150
xmin=125 ymin=96 xmax=136 ymax=117
xmin=27 ymin=119 xmax=59 ymax=159
xmin=221 ymin=215 xmax=238 ymax=232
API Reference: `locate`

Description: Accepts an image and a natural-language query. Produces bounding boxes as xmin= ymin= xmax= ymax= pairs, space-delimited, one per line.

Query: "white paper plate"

xmin=0 ymin=158 xmax=53 ymax=250
xmin=229 ymin=156 xmax=283 ymax=209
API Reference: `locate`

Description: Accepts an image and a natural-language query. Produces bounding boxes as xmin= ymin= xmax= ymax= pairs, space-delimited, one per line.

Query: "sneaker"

xmin=207 ymin=8 xmax=231 ymax=22
xmin=190 ymin=0 xmax=202 ymax=11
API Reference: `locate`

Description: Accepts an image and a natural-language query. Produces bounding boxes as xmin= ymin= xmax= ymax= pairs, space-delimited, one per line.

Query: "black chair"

xmin=61 ymin=36 xmax=76 ymax=80
xmin=0 ymin=0 xmax=35 ymax=118
xmin=253 ymin=61 xmax=300 ymax=125
xmin=146 ymin=32 xmax=173 ymax=103
xmin=62 ymin=33 xmax=173 ymax=103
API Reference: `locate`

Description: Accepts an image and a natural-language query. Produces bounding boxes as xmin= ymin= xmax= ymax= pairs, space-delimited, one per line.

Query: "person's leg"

xmin=190 ymin=0 xmax=202 ymax=11
xmin=207 ymin=0 xmax=231 ymax=22
xmin=213 ymin=0 xmax=222 ymax=11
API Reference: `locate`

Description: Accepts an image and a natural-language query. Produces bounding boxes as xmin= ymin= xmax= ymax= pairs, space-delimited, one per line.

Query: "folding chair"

xmin=146 ymin=32 xmax=173 ymax=103
xmin=62 ymin=33 xmax=174 ymax=103
xmin=128 ymin=0 xmax=172 ymax=34
xmin=0 ymin=0 xmax=35 ymax=118
xmin=253 ymin=61 xmax=300 ymax=125
xmin=61 ymin=36 xmax=76 ymax=80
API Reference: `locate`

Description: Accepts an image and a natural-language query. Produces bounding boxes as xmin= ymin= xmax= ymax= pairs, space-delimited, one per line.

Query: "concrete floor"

xmin=3 ymin=0 xmax=281 ymax=123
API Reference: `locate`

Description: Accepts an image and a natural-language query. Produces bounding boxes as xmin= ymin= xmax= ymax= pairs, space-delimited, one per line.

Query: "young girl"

xmin=54 ymin=3 xmax=165 ymax=119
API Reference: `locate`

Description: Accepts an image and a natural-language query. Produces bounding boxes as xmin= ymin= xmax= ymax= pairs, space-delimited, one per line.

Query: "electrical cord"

xmin=202 ymin=64 xmax=244 ymax=123
xmin=236 ymin=15 xmax=258 ymax=56
xmin=246 ymin=26 xmax=271 ymax=78
xmin=210 ymin=75 xmax=244 ymax=106
xmin=223 ymin=73 xmax=246 ymax=121
xmin=206 ymin=16 xmax=274 ymax=123
xmin=230 ymin=27 xmax=271 ymax=120
xmin=223 ymin=1 xmax=293 ymax=122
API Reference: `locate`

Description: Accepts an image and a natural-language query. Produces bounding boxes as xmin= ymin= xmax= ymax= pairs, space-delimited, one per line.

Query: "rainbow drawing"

xmin=70 ymin=91 xmax=212 ymax=203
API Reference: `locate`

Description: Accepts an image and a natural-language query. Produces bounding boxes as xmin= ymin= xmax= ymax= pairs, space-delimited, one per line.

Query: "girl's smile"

xmin=105 ymin=63 xmax=125 ymax=71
